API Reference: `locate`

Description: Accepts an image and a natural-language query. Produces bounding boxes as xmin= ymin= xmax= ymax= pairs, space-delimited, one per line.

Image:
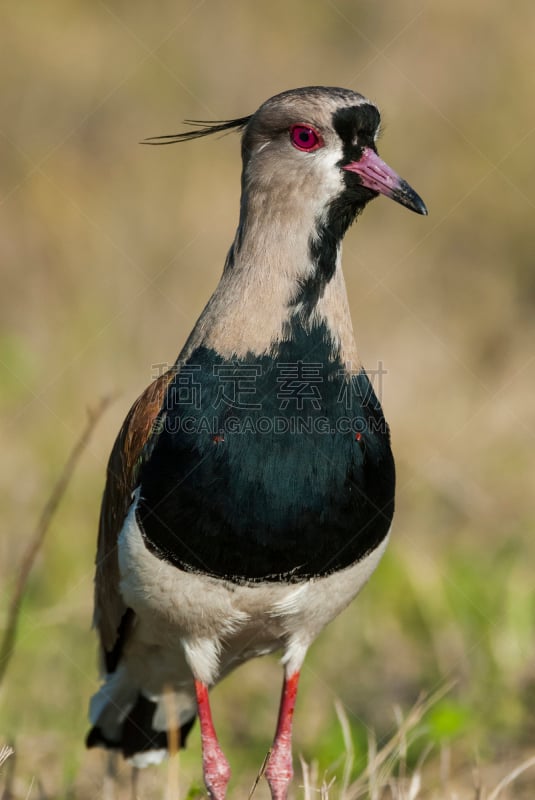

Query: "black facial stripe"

xmin=295 ymin=198 xmax=361 ymax=315
xmin=332 ymin=103 xmax=381 ymax=161
xmin=295 ymin=104 xmax=382 ymax=314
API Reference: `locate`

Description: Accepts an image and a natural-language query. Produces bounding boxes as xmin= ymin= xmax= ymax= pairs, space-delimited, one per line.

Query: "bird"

xmin=86 ymin=85 xmax=427 ymax=800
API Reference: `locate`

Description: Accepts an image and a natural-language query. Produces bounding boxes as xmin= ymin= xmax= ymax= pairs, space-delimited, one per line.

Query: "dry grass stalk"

xmin=299 ymin=685 xmax=452 ymax=800
xmin=299 ymin=687 xmax=535 ymax=800
xmin=485 ymin=754 xmax=535 ymax=800
xmin=0 ymin=395 xmax=113 ymax=687
xmin=163 ymin=688 xmax=181 ymax=800
xmin=0 ymin=746 xmax=14 ymax=770
xmin=344 ymin=686 xmax=451 ymax=800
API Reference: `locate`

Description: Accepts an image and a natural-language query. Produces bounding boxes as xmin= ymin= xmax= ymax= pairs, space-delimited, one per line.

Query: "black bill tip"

xmin=393 ymin=180 xmax=428 ymax=215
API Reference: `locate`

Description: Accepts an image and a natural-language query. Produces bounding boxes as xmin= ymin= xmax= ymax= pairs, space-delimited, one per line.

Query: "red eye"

xmin=290 ymin=124 xmax=323 ymax=152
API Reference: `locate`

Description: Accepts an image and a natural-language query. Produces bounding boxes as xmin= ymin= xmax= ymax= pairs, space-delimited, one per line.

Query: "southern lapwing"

xmin=87 ymin=86 xmax=427 ymax=800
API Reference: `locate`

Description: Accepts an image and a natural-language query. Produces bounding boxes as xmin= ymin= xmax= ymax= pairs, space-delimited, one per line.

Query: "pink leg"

xmin=194 ymin=680 xmax=231 ymax=800
xmin=266 ymin=671 xmax=300 ymax=800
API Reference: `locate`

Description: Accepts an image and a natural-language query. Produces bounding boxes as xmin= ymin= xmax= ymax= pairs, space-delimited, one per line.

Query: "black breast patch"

xmin=136 ymin=321 xmax=395 ymax=583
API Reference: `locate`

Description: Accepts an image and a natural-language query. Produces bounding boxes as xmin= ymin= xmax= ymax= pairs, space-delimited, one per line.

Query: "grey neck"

xmin=178 ymin=188 xmax=361 ymax=368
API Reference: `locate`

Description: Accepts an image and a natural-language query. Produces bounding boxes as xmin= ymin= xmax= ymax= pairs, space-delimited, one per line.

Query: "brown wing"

xmin=93 ymin=371 xmax=174 ymax=657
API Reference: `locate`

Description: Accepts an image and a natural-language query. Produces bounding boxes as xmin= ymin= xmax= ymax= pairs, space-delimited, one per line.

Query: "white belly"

xmin=118 ymin=489 xmax=390 ymax=684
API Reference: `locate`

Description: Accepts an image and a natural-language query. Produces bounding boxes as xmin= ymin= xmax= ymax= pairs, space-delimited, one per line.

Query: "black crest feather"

xmin=142 ymin=116 xmax=252 ymax=145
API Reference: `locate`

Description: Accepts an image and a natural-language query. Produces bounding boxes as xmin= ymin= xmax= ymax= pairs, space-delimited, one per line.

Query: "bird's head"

xmin=145 ymin=86 xmax=427 ymax=232
xmin=240 ymin=86 xmax=427 ymax=222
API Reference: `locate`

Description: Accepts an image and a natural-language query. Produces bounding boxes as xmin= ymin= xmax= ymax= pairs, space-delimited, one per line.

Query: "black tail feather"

xmin=86 ymin=693 xmax=196 ymax=759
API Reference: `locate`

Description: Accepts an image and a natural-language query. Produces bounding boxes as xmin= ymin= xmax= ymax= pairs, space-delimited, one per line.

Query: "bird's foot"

xmin=194 ymin=679 xmax=231 ymax=800
xmin=202 ymin=739 xmax=231 ymax=800
xmin=264 ymin=670 xmax=300 ymax=800
xmin=265 ymin=736 xmax=293 ymax=800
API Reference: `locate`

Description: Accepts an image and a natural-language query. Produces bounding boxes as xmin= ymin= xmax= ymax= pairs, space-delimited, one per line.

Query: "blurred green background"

xmin=1 ymin=1 xmax=534 ymax=797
